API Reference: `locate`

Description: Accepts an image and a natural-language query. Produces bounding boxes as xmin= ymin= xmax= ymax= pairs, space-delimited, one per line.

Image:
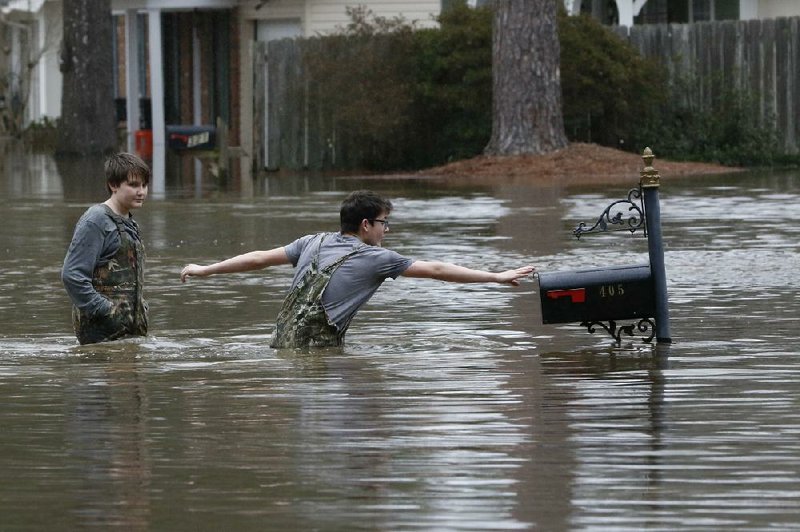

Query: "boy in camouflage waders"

xmin=62 ymin=153 xmax=151 ymax=345
xmin=270 ymin=233 xmax=365 ymax=348
xmin=180 ymin=190 xmax=535 ymax=348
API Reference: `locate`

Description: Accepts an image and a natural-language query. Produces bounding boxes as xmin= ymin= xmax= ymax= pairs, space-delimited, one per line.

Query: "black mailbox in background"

xmin=538 ymin=264 xmax=655 ymax=324
xmin=166 ymin=125 xmax=216 ymax=151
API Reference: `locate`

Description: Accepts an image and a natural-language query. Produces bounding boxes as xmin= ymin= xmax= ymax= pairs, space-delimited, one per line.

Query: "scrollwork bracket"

xmin=573 ymin=187 xmax=646 ymax=239
xmin=580 ymin=318 xmax=656 ymax=345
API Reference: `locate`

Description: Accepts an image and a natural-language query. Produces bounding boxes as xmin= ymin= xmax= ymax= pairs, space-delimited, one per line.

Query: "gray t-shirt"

xmin=283 ymin=232 xmax=413 ymax=330
xmin=62 ymin=204 xmax=143 ymax=317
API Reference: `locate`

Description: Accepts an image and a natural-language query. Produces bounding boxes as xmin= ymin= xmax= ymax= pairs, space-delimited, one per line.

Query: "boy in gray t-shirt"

xmin=283 ymin=231 xmax=412 ymax=332
xmin=180 ymin=190 xmax=534 ymax=347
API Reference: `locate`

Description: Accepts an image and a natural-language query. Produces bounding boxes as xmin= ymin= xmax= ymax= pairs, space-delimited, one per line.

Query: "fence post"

xmin=640 ymin=148 xmax=672 ymax=343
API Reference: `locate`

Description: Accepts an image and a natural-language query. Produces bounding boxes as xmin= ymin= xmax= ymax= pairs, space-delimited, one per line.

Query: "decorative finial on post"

xmin=640 ymin=147 xmax=660 ymax=188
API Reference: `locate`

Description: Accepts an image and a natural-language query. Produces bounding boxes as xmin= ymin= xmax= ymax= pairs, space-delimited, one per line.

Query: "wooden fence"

xmin=254 ymin=17 xmax=800 ymax=171
xmin=253 ymin=40 xmax=307 ymax=172
xmin=617 ymin=17 xmax=800 ymax=155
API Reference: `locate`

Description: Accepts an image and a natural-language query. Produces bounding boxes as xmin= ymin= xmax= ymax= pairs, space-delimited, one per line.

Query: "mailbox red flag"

xmin=546 ymin=288 xmax=586 ymax=303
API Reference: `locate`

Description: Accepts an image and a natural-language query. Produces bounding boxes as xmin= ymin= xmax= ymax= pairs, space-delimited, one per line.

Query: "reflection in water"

xmin=0 ymin=142 xmax=63 ymax=198
xmin=1 ymin=147 xmax=800 ymax=529
xmin=535 ymin=347 xmax=669 ymax=528
xmin=54 ymin=154 xmax=110 ymax=202
xmin=65 ymin=355 xmax=151 ymax=530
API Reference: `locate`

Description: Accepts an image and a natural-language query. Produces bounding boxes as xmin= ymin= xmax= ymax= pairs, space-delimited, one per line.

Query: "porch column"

xmin=739 ymin=0 xmax=757 ymax=20
xmin=562 ymin=0 xmax=581 ymax=16
xmin=148 ymin=8 xmax=166 ymax=196
xmin=35 ymin=15 xmax=45 ymax=119
xmin=192 ymin=21 xmax=203 ymax=196
xmin=124 ymin=9 xmax=140 ymax=153
xmin=238 ymin=12 xmax=254 ymax=197
xmin=615 ymin=0 xmax=649 ymax=27
xmin=10 ymin=26 xmax=21 ymax=97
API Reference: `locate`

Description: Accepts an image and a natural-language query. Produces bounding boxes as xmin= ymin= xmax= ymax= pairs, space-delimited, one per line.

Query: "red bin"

xmin=135 ymin=129 xmax=153 ymax=160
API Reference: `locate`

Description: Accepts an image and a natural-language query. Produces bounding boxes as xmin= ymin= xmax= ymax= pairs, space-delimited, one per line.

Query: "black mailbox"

xmin=166 ymin=125 xmax=216 ymax=151
xmin=538 ymin=264 xmax=655 ymax=324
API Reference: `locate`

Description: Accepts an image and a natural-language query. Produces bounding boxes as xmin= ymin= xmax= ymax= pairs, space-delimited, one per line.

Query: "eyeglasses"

xmin=369 ymin=218 xmax=390 ymax=229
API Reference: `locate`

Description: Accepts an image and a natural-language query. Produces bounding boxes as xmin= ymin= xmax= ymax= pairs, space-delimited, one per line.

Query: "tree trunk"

xmin=484 ymin=0 xmax=568 ymax=156
xmin=58 ymin=0 xmax=117 ymax=156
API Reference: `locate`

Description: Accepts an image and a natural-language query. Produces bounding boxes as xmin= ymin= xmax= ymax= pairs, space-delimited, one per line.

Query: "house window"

xmin=668 ymin=0 xmax=739 ymax=23
xmin=162 ymin=12 xmax=182 ymax=125
xmin=441 ymin=0 xmax=464 ymax=10
xmin=211 ymin=11 xmax=231 ymax=127
xmin=111 ymin=13 xmax=150 ymax=126
xmin=714 ymin=0 xmax=739 ymax=20
xmin=255 ymin=19 xmax=302 ymax=42
xmin=582 ymin=0 xmax=621 ymax=26
xmin=442 ymin=0 xmax=489 ymax=10
xmin=691 ymin=0 xmax=712 ymax=21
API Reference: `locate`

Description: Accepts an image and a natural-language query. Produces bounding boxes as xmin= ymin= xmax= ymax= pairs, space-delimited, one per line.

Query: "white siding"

xmin=256 ymin=19 xmax=303 ymax=41
xmin=39 ymin=0 xmax=62 ymax=119
xmin=239 ymin=0 xmax=305 ymax=21
xmin=756 ymin=0 xmax=800 ymax=19
xmin=305 ymin=0 xmax=441 ymax=35
xmin=240 ymin=0 xmax=441 ymax=35
xmin=739 ymin=0 xmax=758 ymax=20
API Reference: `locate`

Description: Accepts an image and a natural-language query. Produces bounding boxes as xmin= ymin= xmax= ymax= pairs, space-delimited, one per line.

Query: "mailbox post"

xmin=537 ymin=147 xmax=671 ymax=345
xmin=640 ymin=149 xmax=672 ymax=343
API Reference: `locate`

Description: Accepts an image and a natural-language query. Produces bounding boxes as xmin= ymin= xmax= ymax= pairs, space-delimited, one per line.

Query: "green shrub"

xmin=559 ymin=12 xmax=666 ymax=150
xmin=300 ymin=4 xmax=784 ymax=170
xmin=302 ymin=7 xmax=418 ymax=170
xmin=407 ymin=4 xmax=493 ymax=167
xmin=636 ymin=69 xmax=782 ymax=166
xmin=301 ymin=4 xmax=492 ymax=170
xmin=22 ymin=117 xmax=60 ymax=151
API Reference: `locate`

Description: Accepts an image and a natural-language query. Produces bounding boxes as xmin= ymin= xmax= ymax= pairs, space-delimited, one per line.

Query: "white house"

xmin=739 ymin=0 xmax=800 ymax=20
xmin=2 ymin=0 xmax=800 ymax=190
xmin=0 ymin=0 xmax=62 ymax=133
xmin=564 ymin=0 xmax=800 ymax=27
xmin=6 ymin=0 xmax=800 ymax=131
xmin=237 ymin=0 xmax=442 ymax=192
xmin=1 ymin=0 xmax=444 ymax=193
xmin=242 ymin=0 xmax=441 ymax=41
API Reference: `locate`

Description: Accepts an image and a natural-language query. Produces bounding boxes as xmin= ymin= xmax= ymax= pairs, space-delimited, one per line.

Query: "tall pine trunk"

xmin=58 ymin=0 xmax=117 ymax=156
xmin=484 ymin=0 xmax=568 ymax=156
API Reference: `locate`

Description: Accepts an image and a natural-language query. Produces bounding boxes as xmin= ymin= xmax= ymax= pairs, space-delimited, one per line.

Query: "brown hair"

xmin=105 ymin=152 xmax=151 ymax=194
xmin=340 ymin=190 xmax=393 ymax=233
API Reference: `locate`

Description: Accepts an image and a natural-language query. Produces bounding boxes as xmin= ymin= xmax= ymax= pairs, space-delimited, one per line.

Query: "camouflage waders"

xmin=72 ymin=210 xmax=148 ymax=345
xmin=270 ymin=234 xmax=364 ymax=348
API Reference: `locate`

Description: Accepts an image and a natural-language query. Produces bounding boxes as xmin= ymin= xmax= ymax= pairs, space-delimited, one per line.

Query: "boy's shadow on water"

xmin=67 ymin=335 xmax=176 ymax=362
xmin=70 ymin=341 xmax=145 ymax=362
xmin=271 ymin=345 xmax=386 ymax=380
xmin=272 ymin=346 xmax=337 ymax=373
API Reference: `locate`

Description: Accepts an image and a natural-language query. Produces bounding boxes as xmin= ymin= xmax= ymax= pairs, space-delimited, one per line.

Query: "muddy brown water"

xmin=2 ymin=146 xmax=799 ymax=530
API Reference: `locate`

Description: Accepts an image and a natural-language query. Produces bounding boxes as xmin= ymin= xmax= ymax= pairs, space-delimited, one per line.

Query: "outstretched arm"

xmin=180 ymin=247 xmax=291 ymax=282
xmin=401 ymin=261 xmax=534 ymax=286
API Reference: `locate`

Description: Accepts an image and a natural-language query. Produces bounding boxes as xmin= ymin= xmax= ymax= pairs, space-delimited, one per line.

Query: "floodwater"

xmin=1 ymin=142 xmax=799 ymax=530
